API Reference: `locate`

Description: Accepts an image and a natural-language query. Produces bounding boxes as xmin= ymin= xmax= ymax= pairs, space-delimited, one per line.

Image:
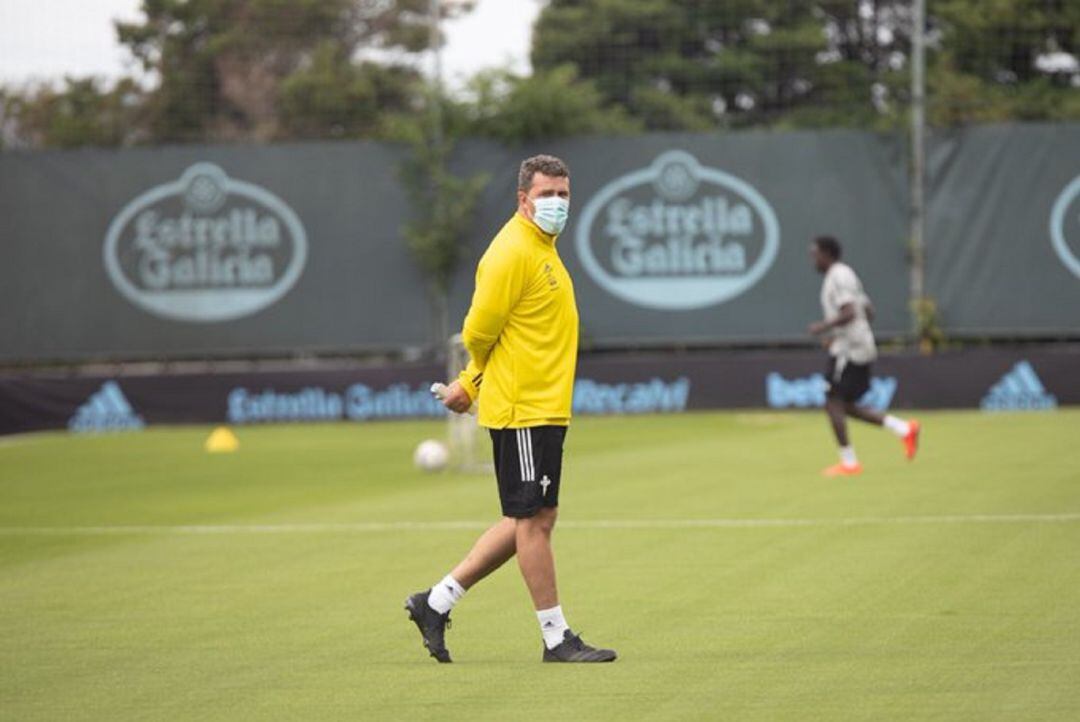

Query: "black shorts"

xmin=489 ymin=426 xmax=567 ymax=518
xmin=825 ymin=356 xmax=871 ymax=403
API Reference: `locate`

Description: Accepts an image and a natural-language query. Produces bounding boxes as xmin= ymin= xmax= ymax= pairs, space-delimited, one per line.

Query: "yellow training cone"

xmin=205 ymin=426 xmax=239 ymax=453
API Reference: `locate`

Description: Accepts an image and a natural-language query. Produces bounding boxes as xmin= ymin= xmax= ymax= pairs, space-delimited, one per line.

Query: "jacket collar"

xmin=513 ymin=211 xmax=557 ymax=246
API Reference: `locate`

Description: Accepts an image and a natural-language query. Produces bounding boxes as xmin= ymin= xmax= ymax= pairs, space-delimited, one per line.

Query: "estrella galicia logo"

xmin=575 ymin=150 xmax=780 ymax=310
xmin=68 ymin=381 xmax=145 ymax=433
xmin=1050 ymin=174 xmax=1080 ymax=280
xmin=104 ymin=163 xmax=308 ymax=322
xmin=766 ymin=372 xmax=897 ymax=412
xmin=981 ymin=361 xmax=1057 ymax=411
xmin=226 ymin=383 xmax=446 ymax=424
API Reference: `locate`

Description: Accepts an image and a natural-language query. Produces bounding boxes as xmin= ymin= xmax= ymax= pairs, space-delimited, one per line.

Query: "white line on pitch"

xmin=2 ymin=513 xmax=1080 ymax=536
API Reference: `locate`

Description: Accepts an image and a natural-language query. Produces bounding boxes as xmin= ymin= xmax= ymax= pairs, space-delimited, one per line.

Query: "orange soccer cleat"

xmin=822 ymin=462 xmax=863 ymax=477
xmin=903 ymin=420 xmax=921 ymax=460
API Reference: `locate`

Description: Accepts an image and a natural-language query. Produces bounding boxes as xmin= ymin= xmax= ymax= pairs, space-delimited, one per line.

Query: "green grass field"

xmin=2 ymin=410 xmax=1079 ymax=721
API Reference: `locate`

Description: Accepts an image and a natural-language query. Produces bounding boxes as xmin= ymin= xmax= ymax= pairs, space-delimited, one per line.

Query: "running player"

xmin=808 ymin=235 xmax=920 ymax=476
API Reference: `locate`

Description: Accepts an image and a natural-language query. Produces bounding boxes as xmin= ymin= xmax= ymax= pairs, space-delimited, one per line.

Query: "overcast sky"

xmin=0 ymin=0 xmax=541 ymax=89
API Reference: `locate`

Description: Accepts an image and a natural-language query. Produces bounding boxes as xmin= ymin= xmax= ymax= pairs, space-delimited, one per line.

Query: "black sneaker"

xmin=542 ymin=630 xmax=617 ymax=663
xmin=404 ymin=590 xmax=452 ymax=663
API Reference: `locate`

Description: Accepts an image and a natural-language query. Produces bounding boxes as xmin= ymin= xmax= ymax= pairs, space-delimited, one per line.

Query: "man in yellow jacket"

xmin=405 ymin=155 xmax=616 ymax=664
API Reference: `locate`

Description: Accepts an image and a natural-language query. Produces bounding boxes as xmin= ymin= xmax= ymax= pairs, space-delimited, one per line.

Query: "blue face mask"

xmin=531 ymin=196 xmax=569 ymax=235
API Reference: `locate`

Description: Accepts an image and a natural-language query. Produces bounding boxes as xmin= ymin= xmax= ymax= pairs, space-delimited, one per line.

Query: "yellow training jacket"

xmin=457 ymin=213 xmax=579 ymax=429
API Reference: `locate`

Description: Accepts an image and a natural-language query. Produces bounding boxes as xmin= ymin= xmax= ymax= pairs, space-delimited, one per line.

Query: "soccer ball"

xmin=413 ymin=439 xmax=449 ymax=472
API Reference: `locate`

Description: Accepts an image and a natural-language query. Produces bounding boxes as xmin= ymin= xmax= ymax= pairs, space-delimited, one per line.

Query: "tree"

xmin=395 ymin=111 xmax=489 ymax=348
xmin=531 ymin=0 xmax=1080 ymax=131
xmin=464 ymin=64 xmax=639 ymax=143
xmin=929 ymin=0 xmax=1080 ymax=125
xmin=279 ymin=42 xmax=420 ymax=139
xmin=531 ymin=0 xmax=914 ymax=130
xmin=2 ymin=78 xmax=143 ymax=149
xmin=0 ymin=0 xmax=482 ymax=149
xmin=0 ymin=88 xmax=24 ymax=150
xmin=114 ymin=0 xmax=472 ymax=142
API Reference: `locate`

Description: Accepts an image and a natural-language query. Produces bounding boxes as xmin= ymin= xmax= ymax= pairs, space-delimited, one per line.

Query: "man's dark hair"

xmin=518 ymin=155 xmax=570 ymax=192
xmin=813 ymin=235 xmax=842 ymax=260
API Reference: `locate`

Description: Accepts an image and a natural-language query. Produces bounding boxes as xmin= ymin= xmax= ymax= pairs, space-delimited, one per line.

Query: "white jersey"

xmin=820 ymin=262 xmax=877 ymax=364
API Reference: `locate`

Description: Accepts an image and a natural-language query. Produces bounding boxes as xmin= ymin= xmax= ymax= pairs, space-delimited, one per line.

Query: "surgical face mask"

xmin=531 ymin=196 xmax=569 ymax=235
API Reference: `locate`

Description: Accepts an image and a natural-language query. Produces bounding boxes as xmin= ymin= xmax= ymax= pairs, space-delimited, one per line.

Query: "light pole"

xmin=910 ymin=0 xmax=927 ymax=341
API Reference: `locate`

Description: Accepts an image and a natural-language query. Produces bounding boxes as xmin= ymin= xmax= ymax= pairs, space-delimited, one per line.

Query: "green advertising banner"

xmin=2 ymin=123 xmax=1077 ymax=362
xmin=0 ymin=142 xmax=434 ymax=361
xmin=452 ymin=130 xmax=910 ymax=348
xmin=927 ymin=123 xmax=1080 ymax=337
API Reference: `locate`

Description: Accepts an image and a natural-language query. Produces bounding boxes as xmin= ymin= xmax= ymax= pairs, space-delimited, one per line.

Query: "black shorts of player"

xmin=489 ymin=426 xmax=567 ymax=518
xmin=825 ymin=355 xmax=871 ymax=403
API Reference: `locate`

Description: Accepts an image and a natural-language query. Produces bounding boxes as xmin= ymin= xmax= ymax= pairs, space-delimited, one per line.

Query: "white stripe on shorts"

xmin=515 ymin=429 xmax=528 ymax=481
xmin=524 ymin=428 xmax=535 ymax=481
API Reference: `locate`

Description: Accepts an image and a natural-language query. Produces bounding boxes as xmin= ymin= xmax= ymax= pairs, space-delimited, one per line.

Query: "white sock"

xmin=839 ymin=446 xmax=858 ymax=467
xmin=427 ymin=574 xmax=466 ymax=615
xmin=883 ymin=415 xmax=910 ymax=438
xmin=537 ymin=605 xmax=570 ymax=650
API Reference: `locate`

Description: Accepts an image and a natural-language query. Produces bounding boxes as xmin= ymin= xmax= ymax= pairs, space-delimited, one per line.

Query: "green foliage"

xmin=928 ymin=0 xmax=1080 ymax=126
xmin=464 ymin=64 xmax=639 ymax=143
xmin=279 ymin=43 xmax=420 ymax=139
xmin=3 ymin=78 xmax=142 ymax=149
xmin=2 ymin=0 xmax=1077 ymax=149
xmin=399 ymin=137 xmax=488 ymax=297
xmin=626 ymin=86 xmax=714 ymax=131
xmin=114 ymin=0 xmax=440 ymax=141
xmin=0 ymin=0 xmax=472 ymax=147
xmin=531 ymin=0 xmax=913 ymax=130
xmin=396 ymin=105 xmax=489 ymax=343
xmin=912 ymin=296 xmax=947 ymax=354
xmin=0 ymin=90 xmax=11 ymax=150
xmin=532 ymin=0 xmax=1080 ymax=131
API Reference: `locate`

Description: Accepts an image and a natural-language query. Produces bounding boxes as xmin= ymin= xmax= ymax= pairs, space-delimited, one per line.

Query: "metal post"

xmin=910 ymin=0 xmax=927 ymax=338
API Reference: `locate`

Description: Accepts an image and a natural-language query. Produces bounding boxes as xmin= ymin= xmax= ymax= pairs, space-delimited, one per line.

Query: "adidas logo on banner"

xmin=68 ymin=381 xmax=145 ymax=432
xmin=980 ymin=361 xmax=1057 ymax=412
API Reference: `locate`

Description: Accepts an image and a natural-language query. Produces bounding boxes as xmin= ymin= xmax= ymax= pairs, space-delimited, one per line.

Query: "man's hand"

xmin=440 ymin=381 xmax=474 ymax=414
xmin=808 ymin=320 xmax=829 ymax=336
